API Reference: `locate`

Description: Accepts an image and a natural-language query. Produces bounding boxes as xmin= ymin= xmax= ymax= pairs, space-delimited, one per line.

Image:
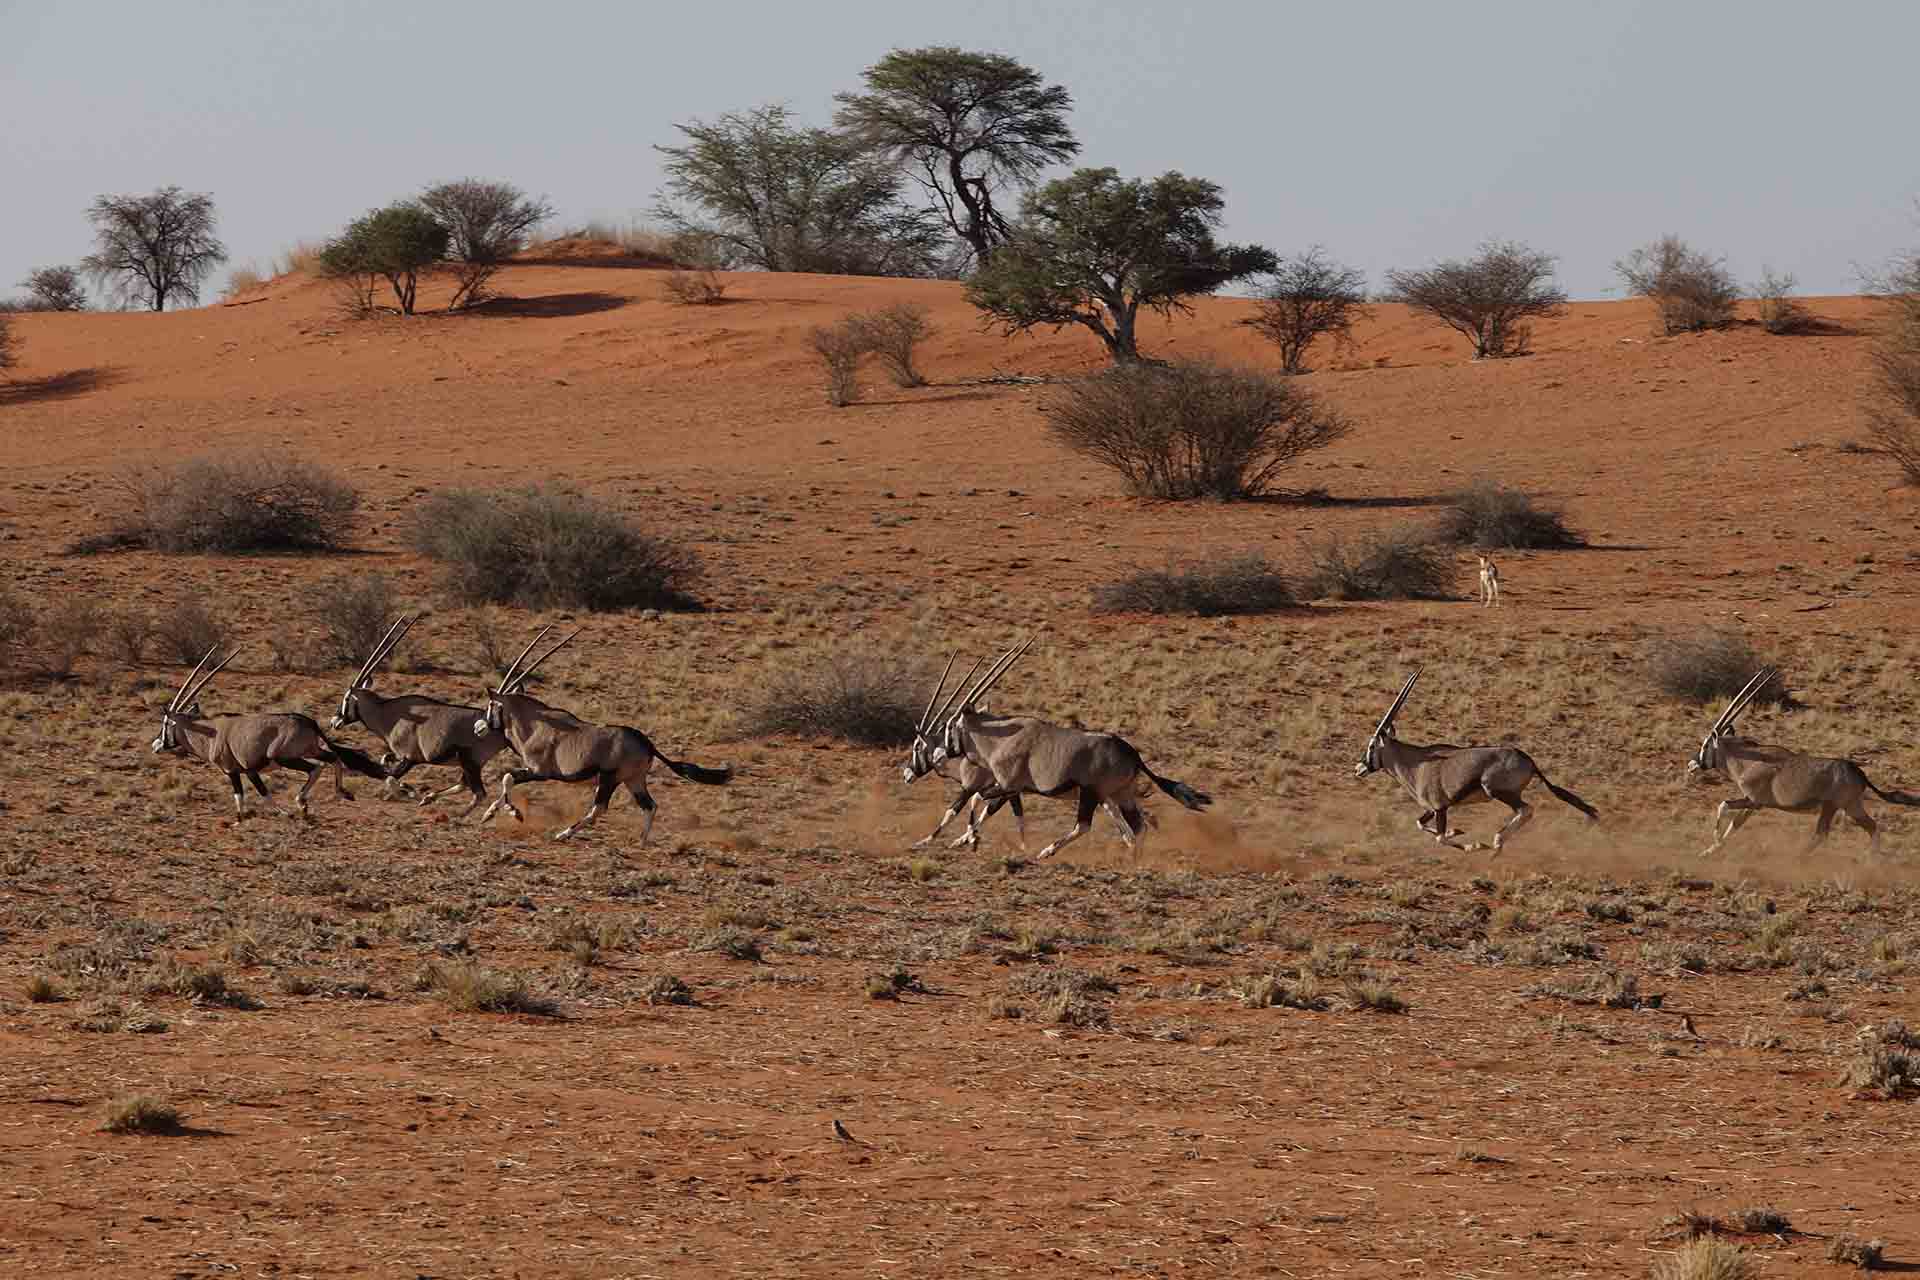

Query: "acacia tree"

xmin=965 ymin=167 xmax=1275 ymax=363
xmin=19 ymin=266 xmax=88 ymax=311
xmin=1241 ymin=248 xmax=1370 ymax=373
xmin=0 ymin=313 xmax=15 ymax=374
xmin=654 ymin=104 xmax=946 ymax=276
xmin=1384 ymin=240 xmax=1565 ymax=358
xmin=318 ymin=202 xmax=450 ymax=315
xmin=81 ymin=187 xmax=227 ymax=311
xmin=418 ymin=178 xmax=553 ymax=309
xmin=1867 ymin=244 xmax=1920 ymax=482
xmin=834 ymin=47 xmax=1078 ymax=269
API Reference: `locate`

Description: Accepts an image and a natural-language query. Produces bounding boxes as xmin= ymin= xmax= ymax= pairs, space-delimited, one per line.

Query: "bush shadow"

xmin=466 ymin=292 xmax=629 ymax=319
xmin=0 ymin=367 xmax=119 ymax=406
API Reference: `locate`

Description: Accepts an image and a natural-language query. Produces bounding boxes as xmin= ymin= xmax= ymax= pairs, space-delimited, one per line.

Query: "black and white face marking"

xmin=1689 ymin=728 xmax=1722 ymax=776
xmin=152 ymin=712 xmax=181 ymax=754
xmin=902 ymin=733 xmax=939 ymax=784
xmin=475 ymin=694 xmax=504 ymax=737
xmin=1355 ymin=730 xmax=1384 ymax=778
xmin=333 ymin=687 xmax=362 ymax=730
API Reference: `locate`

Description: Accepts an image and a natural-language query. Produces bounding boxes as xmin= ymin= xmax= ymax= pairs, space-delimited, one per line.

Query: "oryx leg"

xmin=278 ymin=759 xmax=322 ymax=816
xmin=626 ymin=780 xmax=657 ymax=847
xmin=245 ymin=769 xmax=271 ymax=799
xmin=1036 ymin=788 xmax=1099 ymax=860
xmin=1843 ymin=796 xmax=1880 ymax=856
xmin=1702 ymin=797 xmax=1758 ymax=856
xmin=383 ymin=758 xmax=425 ymax=801
xmin=554 ymin=773 xmax=617 ymax=841
xmin=447 ymin=757 xmax=489 ymax=820
xmin=481 ymin=768 xmax=537 ymax=824
xmin=1485 ymin=790 xmax=1533 ymax=856
xmin=1422 ymin=805 xmax=1476 ymax=850
xmin=227 ymin=770 xmax=247 ymax=817
xmin=1803 ymin=804 xmax=1839 ymax=855
xmin=1112 ymin=795 xmax=1146 ymax=852
xmin=915 ymin=785 xmax=980 ymax=850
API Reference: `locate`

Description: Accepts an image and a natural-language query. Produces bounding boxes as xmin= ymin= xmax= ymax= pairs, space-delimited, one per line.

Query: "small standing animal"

xmin=1688 ymin=665 xmax=1920 ymax=856
xmin=1356 ymin=670 xmax=1598 ymax=854
xmin=1477 ymin=555 xmax=1500 ymax=608
xmin=330 ymin=614 xmax=514 ymax=819
xmin=901 ymin=638 xmax=1211 ymax=860
xmin=151 ymin=646 xmax=390 ymax=817
xmin=474 ymin=626 xmax=732 ymax=842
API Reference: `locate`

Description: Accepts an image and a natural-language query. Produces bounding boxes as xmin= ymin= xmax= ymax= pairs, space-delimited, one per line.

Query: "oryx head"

xmin=475 ymin=623 xmax=580 ymax=737
xmin=1690 ymin=666 xmax=1776 ymax=777
xmin=333 ymin=614 xmax=414 ymax=730
xmin=153 ymin=644 xmax=237 ymax=754
xmin=1357 ymin=670 xmax=1419 ymax=778
xmin=899 ymin=637 xmax=1034 ymax=784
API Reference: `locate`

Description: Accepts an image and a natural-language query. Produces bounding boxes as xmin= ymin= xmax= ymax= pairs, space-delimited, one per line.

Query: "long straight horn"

xmin=1375 ymin=670 xmax=1421 ymax=737
xmin=180 ymin=647 xmax=241 ymax=708
xmin=962 ymin=634 xmax=1035 ymax=710
xmin=930 ymin=655 xmax=987 ymax=728
xmin=1717 ymin=666 xmax=1777 ymax=730
xmin=919 ymin=653 xmax=958 ymax=732
xmin=498 ymin=624 xmax=555 ymax=691
xmin=171 ymin=644 xmax=221 ymax=712
xmin=507 ymin=628 xmax=581 ymax=692
xmin=356 ymin=615 xmax=412 ymax=686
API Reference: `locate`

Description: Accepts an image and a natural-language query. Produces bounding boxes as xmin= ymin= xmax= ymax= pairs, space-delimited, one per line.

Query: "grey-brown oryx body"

xmin=1689 ymin=666 xmax=1920 ymax=856
xmin=901 ymin=640 xmax=1211 ymax=859
xmin=331 ymin=615 xmax=513 ymax=818
xmin=475 ymin=627 xmax=732 ymax=842
xmin=1356 ymin=671 xmax=1598 ymax=853
xmin=151 ymin=647 xmax=390 ymax=817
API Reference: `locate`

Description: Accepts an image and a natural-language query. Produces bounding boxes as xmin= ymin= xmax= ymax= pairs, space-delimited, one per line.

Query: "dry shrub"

xmin=1828 ymin=1236 xmax=1887 ymax=1269
xmin=0 ymin=587 xmax=31 ymax=665
xmin=151 ymin=597 xmax=227 ymax=665
xmin=1733 ymin=1207 xmax=1791 ymax=1234
xmin=1437 ymin=479 xmax=1583 ymax=549
xmin=1616 ymin=236 xmax=1740 ymax=334
xmin=1041 ymin=360 xmax=1352 ymax=499
xmin=1235 ymin=972 xmax=1329 ymax=1011
xmin=1868 ymin=250 xmax=1920 ymax=484
xmin=31 ymin=597 xmax=102 ymax=677
xmin=809 ymin=320 xmax=868 ymax=406
xmin=102 ymin=1095 xmax=183 ymax=1135
xmin=91 ymin=453 xmax=359 ymax=553
xmin=275 ymin=240 xmax=325 ymax=276
xmin=643 ymin=974 xmax=695 ymax=1006
xmin=102 ymin=608 xmax=154 ymax=664
xmin=1842 ymin=1041 xmax=1918 ymax=1097
xmin=1093 ymin=553 xmax=1292 ymax=615
xmin=308 ymin=571 xmax=405 ymax=667
xmin=409 ymin=486 xmax=700 ymax=612
xmin=847 ymin=303 xmax=934 ymax=388
xmin=221 ymin=263 xmax=267 ymax=300
xmin=738 ymin=644 xmax=928 ymax=746
xmin=1300 ymin=525 xmax=1452 ymax=600
xmin=1750 ymin=268 xmax=1817 ymax=335
xmin=662 ymin=267 xmax=726 ymax=304
xmin=1643 ymin=629 xmax=1787 ymax=706
xmin=1343 ymin=976 xmax=1408 ymax=1012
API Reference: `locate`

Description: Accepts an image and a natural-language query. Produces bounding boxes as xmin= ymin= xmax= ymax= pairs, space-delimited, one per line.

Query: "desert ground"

xmin=2 ymin=252 xmax=1918 ymax=1278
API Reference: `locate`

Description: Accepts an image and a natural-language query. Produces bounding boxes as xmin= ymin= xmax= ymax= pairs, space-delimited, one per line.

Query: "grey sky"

xmin=3 ymin=0 xmax=1914 ymax=305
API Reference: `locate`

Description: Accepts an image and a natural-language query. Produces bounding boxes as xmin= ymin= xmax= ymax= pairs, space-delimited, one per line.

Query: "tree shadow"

xmin=1254 ymin=490 xmax=1451 ymax=510
xmin=466 ymin=292 xmax=629 ymax=319
xmin=0 ymin=367 xmax=119 ymax=405
xmin=856 ymin=390 xmax=1000 ymax=407
xmin=510 ymin=252 xmax=677 ymax=271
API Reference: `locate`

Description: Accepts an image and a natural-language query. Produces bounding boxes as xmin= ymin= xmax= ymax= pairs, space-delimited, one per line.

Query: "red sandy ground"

xmin=0 ymin=262 xmax=1916 ymax=1278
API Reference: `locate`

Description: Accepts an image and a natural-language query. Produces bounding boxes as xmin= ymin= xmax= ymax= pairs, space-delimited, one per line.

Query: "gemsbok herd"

xmin=149 ymin=620 xmax=1920 ymax=860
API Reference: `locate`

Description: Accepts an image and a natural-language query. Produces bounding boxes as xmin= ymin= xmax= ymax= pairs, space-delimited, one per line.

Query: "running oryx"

xmin=331 ymin=614 xmax=513 ymax=818
xmin=1477 ymin=555 xmax=1500 ymax=608
xmin=474 ymin=625 xmax=732 ymax=842
xmin=151 ymin=646 xmax=389 ymax=817
xmin=901 ymin=638 xmax=1212 ymax=859
xmin=1688 ymin=665 xmax=1920 ymax=856
xmin=1356 ymin=670 xmax=1598 ymax=853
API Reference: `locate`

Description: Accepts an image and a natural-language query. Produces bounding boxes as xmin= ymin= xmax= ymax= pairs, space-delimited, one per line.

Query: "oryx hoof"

xmin=948 ymin=834 xmax=978 ymax=850
xmin=909 ymin=836 xmax=934 ymax=850
xmin=551 ymin=828 xmax=577 ymax=842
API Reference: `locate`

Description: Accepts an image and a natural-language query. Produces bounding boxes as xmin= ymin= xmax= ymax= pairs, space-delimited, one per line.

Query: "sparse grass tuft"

xmin=1343 ymin=976 xmax=1408 ymax=1013
xmin=1092 ymin=554 xmax=1293 ymax=616
xmin=418 ymin=960 xmax=560 ymax=1016
xmin=689 ymin=928 xmax=763 ymax=962
xmin=1653 ymin=1236 xmax=1753 ymax=1280
xmin=103 ymin=1095 xmax=183 ymax=1135
xmin=1733 ymin=1207 xmax=1790 ymax=1234
xmin=1235 ymin=972 xmax=1330 ymax=1011
xmin=642 ymin=974 xmax=695 ymax=1006
xmin=26 ymin=974 xmax=60 ymax=1002
xmin=1842 ymin=1041 xmax=1918 ymax=1097
xmin=1300 ymin=525 xmax=1452 ymax=600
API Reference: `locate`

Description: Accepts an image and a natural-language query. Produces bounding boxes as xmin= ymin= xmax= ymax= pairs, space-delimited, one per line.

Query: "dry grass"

xmin=1828 ymin=1236 xmax=1888 ymax=1269
xmin=1653 ymin=1236 xmax=1754 ymax=1280
xmin=102 ymin=1095 xmax=183 ymax=1135
xmin=418 ymin=961 xmax=560 ymax=1016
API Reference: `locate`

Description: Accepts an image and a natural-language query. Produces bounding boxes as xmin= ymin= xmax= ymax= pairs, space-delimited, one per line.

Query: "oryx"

xmin=1688 ymin=666 xmax=1920 ymax=856
xmin=1356 ymin=670 xmax=1598 ymax=853
xmin=151 ymin=646 xmax=389 ymax=817
xmin=474 ymin=626 xmax=732 ymax=842
xmin=901 ymin=638 xmax=1212 ymax=860
xmin=331 ymin=615 xmax=514 ymax=818
xmin=1477 ymin=555 xmax=1500 ymax=608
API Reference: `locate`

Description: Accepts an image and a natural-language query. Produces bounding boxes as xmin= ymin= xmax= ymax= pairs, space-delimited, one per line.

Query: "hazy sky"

xmin=3 ymin=0 xmax=1914 ymax=304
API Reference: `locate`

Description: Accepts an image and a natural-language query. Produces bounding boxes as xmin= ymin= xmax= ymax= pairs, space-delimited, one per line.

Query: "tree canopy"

xmin=654 ymin=104 xmax=947 ymax=277
xmin=319 ymin=202 xmax=451 ymax=315
xmin=81 ymin=187 xmax=227 ymax=312
xmin=1384 ymin=241 xmax=1566 ymax=358
xmin=965 ymin=168 xmax=1275 ymax=363
xmin=834 ymin=46 xmax=1078 ymax=268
